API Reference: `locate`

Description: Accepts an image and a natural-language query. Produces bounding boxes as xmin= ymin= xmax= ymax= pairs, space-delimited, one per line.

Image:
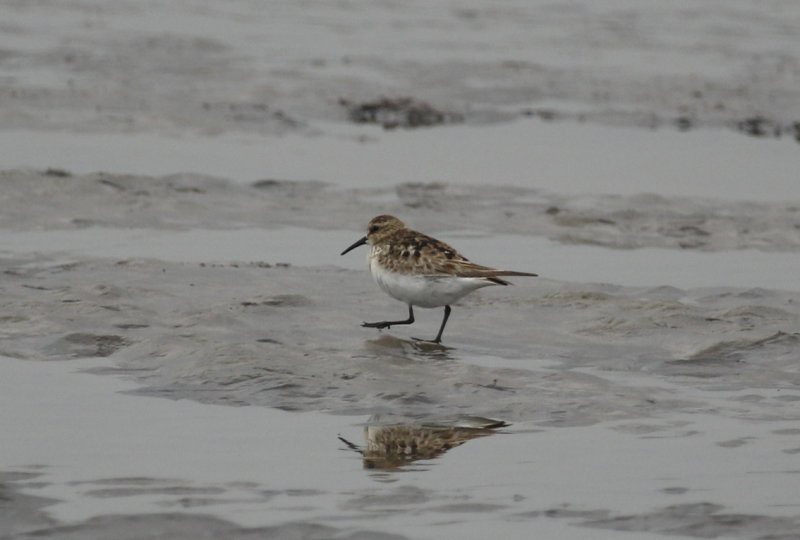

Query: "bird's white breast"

xmin=369 ymin=256 xmax=495 ymax=308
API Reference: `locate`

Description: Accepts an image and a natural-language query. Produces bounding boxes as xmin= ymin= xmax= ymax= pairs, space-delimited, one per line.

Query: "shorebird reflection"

xmin=340 ymin=415 xmax=509 ymax=470
xmin=365 ymin=334 xmax=453 ymax=360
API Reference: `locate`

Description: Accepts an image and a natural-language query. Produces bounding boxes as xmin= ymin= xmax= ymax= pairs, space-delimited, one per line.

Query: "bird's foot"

xmin=411 ymin=336 xmax=442 ymax=345
xmin=362 ymin=321 xmax=392 ymax=330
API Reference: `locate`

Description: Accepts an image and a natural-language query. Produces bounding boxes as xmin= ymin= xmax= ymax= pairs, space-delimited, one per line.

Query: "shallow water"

xmin=2 ymin=120 xmax=799 ymax=201
xmin=9 ymin=227 xmax=800 ymax=290
xmin=2 ymin=226 xmax=800 ymax=291
xmin=4 ymin=356 xmax=800 ymax=539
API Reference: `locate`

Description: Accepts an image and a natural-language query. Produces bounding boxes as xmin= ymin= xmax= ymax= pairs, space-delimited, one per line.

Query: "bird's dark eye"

xmin=369 ymin=225 xmax=380 ymax=233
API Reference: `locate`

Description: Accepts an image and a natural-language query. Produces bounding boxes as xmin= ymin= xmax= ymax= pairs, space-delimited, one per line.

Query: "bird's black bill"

xmin=341 ymin=236 xmax=368 ymax=255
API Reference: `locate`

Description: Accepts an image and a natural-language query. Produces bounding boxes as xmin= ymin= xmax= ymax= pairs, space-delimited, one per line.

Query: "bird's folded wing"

xmin=427 ymin=259 xmax=538 ymax=278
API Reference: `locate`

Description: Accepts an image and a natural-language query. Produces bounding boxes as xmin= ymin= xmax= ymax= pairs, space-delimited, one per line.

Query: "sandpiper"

xmin=341 ymin=215 xmax=537 ymax=343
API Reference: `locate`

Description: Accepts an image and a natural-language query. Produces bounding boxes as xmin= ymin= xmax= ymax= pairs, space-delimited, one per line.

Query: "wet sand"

xmin=3 ymin=168 xmax=800 ymax=540
xmin=2 ymin=1 xmax=800 ymax=539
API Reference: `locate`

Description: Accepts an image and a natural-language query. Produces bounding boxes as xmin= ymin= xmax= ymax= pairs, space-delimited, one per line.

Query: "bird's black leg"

xmin=362 ymin=305 xmax=415 ymax=330
xmin=431 ymin=305 xmax=451 ymax=344
xmin=412 ymin=305 xmax=451 ymax=344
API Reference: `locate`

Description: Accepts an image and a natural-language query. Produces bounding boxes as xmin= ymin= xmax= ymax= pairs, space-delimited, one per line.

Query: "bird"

xmin=340 ymin=215 xmax=537 ymax=343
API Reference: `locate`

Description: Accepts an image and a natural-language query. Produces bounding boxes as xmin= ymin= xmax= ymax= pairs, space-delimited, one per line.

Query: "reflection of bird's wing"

xmin=358 ymin=416 xmax=510 ymax=470
xmin=433 ymin=416 xmax=510 ymax=430
xmin=366 ymin=424 xmax=491 ymax=457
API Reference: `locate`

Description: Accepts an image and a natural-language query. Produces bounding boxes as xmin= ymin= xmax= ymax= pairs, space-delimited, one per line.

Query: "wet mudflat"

xmin=2 ymin=170 xmax=800 ymax=539
xmin=2 ymin=1 xmax=800 ymax=539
